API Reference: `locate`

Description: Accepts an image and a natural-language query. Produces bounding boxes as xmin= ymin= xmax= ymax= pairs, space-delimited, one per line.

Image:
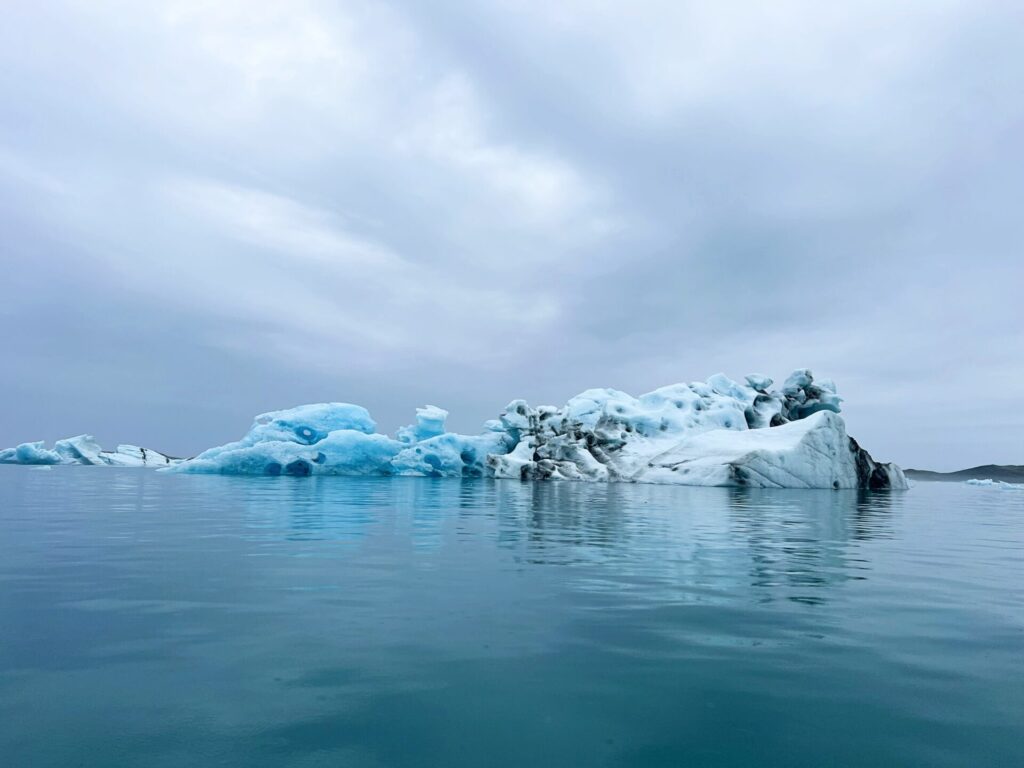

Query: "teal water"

xmin=0 ymin=468 xmax=1021 ymax=767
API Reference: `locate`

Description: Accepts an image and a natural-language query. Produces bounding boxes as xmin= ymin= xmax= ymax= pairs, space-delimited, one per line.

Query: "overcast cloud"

xmin=1 ymin=0 xmax=1022 ymax=469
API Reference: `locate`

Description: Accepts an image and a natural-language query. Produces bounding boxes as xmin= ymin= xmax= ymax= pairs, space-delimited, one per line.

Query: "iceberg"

xmin=159 ymin=369 xmax=906 ymax=489
xmin=0 ymin=441 xmax=62 ymax=465
xmin=965 ymin=479 xmax=1024 ymax=490
xmin=1 ymin=370 xmax=907 ymax=489
xmin=0 ymin=435 xmax=178 ymax=467
xmin=484 ymin=372 xmax=901 ymax=489
xmin=173 ymin=402 xmax=516 ymax=478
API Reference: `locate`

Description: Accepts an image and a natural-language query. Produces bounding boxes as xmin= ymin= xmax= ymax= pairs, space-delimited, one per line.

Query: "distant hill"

xmin=905 ymin=465 xmax=1024 ymax=483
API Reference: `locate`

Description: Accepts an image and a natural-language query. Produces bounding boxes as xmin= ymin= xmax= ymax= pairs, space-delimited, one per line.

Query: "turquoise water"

xmin=0 ymin=468 xmax=1021 ymax=767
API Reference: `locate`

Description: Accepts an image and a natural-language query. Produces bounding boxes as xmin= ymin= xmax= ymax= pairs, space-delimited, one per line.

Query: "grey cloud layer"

xmin=1 ymin=0 xmax=1022 ymax=469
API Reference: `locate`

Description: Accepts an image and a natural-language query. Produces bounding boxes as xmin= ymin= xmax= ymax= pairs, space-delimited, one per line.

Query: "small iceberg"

xmin=0 ymin=435 xmax=178 ymax=467
xmin=966 ymin=479 xmax=1024 ymax=490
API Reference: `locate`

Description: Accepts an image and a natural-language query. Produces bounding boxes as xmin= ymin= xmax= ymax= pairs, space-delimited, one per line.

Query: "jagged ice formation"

xmin=0 ymin=435 xmax=177 ymax=467
xmin=165 ymin=369 xmax=905 ymax=489
xmin=0 ymin=370 xmax=907 ymax=489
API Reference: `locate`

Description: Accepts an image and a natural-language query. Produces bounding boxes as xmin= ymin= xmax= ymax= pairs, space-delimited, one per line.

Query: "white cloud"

xmin=398 ymin=73 xmax=614 ymax=235
xmin=148 ymin=176 xmax=563 ymax=364
xmin=164 ymin=179 xmax=403 ymax=270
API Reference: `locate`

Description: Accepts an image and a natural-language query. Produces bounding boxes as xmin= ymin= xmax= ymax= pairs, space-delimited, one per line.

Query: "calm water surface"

xmin=1 ymin=467 xmax=1021 ymax=767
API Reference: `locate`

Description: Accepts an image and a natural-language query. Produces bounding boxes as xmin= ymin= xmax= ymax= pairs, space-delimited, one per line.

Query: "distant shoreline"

xmin=906 ymin=465 xmax=1024 ymax=483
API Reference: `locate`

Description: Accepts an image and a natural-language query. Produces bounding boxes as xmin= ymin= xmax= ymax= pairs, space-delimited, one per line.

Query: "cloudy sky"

xmin=1 ymin=1 xmax=1021 ymax=469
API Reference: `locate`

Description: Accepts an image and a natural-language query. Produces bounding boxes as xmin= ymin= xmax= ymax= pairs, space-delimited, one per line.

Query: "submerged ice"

xmin=164 ymin=369 xmax=905 ymax=489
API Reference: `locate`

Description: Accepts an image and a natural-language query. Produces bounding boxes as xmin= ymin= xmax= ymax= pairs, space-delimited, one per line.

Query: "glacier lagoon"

xmin=1 ymin=467 xmax=1021 ymax=767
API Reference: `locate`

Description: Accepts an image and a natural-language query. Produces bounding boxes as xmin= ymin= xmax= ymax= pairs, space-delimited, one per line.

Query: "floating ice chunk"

xmin=7 ymin=368 xmax=905 ymax=489
xmin=54 ymin=435 xmax=106 ymax=465
xmin=170 ymin=401 xmax=512 ymax=477
xmin=966 ymin=479 xmax=1024 ymax=490
xmin=8 ymin=441 xmax=63 ymax=465
xmin=485 ymin=370 xmax=902 ymax=488
xmin=0 ymin=435 xmax=176 ymax=466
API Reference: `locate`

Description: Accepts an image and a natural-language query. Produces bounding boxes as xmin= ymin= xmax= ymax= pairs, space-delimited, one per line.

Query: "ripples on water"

xmin=0 ymin=468 xmax=1021 ymax=767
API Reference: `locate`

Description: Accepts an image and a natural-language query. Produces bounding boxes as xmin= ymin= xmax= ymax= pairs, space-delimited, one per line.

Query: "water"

xmin=1 ymin=468 xmax=1021 ymax=767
